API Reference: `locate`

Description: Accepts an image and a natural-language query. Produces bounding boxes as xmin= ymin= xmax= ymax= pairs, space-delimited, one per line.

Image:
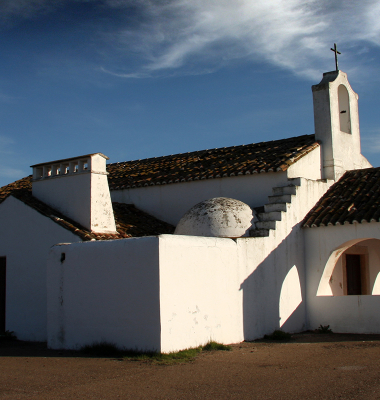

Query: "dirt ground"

xmin=1 ymin=333 xmax=380 ymax=399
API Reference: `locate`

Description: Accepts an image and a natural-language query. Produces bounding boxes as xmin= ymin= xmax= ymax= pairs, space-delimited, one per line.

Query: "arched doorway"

xmin=317 ymin=238 xmax=380 ymax=296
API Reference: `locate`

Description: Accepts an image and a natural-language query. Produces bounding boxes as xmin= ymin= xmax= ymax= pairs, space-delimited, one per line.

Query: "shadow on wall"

xmin=240 ymin=223 xmax=306 ymax=340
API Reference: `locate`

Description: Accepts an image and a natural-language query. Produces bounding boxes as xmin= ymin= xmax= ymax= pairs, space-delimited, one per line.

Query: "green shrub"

xmin=316 ymin=324 xmax=333 ymax=334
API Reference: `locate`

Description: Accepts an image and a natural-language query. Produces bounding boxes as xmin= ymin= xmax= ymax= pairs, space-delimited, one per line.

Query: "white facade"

xmin=1 ymin=69 xmax=378 ymax=351
xmin=47 ymin=177 xmax=333 ymax=351
xmin=0 ymin=196 xmax=81 ymax=341
xmin=111 ymin=171 xmax=291 ymax=225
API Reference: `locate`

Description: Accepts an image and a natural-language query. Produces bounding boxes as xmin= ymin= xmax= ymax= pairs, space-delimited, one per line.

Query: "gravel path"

xmin=1 ymin=333 xmax=380 ymax=399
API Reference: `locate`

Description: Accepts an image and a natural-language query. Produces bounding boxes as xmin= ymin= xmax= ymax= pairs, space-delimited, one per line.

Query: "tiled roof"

xmin=303 ymin=167 xmax=380 ymax=228
xmin=0 ymin=177 xmax=174 ymax=240
xmin=0 ymin=134 xmax=319 ymax=237
xmin=107 ymin=135 xmax=319 ymax=190
xmin=0 ymin=176 xmax=32 ymax=202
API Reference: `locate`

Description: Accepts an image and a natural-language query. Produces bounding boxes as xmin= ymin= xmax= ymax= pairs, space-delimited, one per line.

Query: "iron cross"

xmin=330 ymin=43 xmax=341 ymax=71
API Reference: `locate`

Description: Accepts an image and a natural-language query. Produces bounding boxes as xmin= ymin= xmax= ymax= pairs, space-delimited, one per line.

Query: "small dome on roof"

xmin=175 ymin=197 xmax=255 ymax=238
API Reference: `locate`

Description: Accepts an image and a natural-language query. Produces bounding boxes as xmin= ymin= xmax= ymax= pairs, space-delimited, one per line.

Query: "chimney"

xmin=31 ymin=153 xmax=117 ymax=234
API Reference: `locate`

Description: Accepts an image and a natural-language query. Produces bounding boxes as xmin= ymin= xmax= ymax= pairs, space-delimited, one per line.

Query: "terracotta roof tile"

xmin=0 ymin=179 xmax=174 ymax=240
xmin=107 ymin=135 xmax=319 ymax=190
xmin=0 ymin=134 xmax=319 ymax=237
xmin=303 ymin=167 xmax=380 ymax=228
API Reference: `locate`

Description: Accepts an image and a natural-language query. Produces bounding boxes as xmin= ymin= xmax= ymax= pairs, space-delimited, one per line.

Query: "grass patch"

xmin=264 ymin=330 xmax=292 ymax=341
xmin=80 ymin=340 xmax=231 ymax=364
xmin=203 ymin=341 xmax=231 ymax=351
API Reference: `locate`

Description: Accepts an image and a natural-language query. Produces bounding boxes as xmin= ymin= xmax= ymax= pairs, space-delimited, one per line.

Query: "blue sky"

xmin=1 ymin=0 xmax=380 ymax=187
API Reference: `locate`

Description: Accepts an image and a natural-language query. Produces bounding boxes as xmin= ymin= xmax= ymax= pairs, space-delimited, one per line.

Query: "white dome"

xmin=175 ymin=197 xmax=255 ymax=238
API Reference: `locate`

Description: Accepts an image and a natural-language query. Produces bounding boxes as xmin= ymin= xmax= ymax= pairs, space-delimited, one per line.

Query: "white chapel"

xmin=0 ymin=69 xmax=379 ymax=352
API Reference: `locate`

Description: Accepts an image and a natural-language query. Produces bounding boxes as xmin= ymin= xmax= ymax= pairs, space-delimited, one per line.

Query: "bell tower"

xmin=312 ymin=69 xmax=371 ymax=180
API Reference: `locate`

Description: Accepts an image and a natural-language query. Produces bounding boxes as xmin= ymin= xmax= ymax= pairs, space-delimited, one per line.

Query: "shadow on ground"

xmin=2 ymin=332 xmax=380 ymax=358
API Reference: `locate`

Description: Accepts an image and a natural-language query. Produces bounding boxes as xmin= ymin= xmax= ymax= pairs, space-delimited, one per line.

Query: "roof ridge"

xmin=107 ymin=134 xmax=319 ymax=190
xmin=108 ymin=134 xmax=316 ymax=166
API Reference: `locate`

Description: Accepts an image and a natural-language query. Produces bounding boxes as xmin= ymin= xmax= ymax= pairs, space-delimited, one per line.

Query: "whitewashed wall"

xmin=45 ymin=177 xmax=332 ymax=352
xmin=287 ymin=147 xmax=322 ymax=181
xmin=158 ymin=235 xmax=244 ymax=352
xmin=236 ymin=178 xmax=332 ymax=340
xmin=305 ymin=222 xmax=380 ymax=333
xmin=111 ymin=171 xmax=290 ymax=225
xmin=159 ymin=175 xmax=328 ymax=348
xmin=110 ymin=147 xmax=324 ymax=226
xmin=33 ymin=171 xmax=116 ymax=233
xmin=47 ymin=237 xmax=161 ymax=351
xmin=313 ymin=71 xmax=372 ymax=180
xmin=0 ymin=196 xmax=81 ymax=341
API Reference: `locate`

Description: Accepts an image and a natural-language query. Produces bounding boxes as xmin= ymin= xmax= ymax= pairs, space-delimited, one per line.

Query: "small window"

xmin=338 ymin=85 xmax=351 ymax=134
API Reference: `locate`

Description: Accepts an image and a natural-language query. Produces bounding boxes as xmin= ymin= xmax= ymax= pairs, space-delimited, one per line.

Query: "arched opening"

xmin=338 ymin=84 xmax=351 ymax=134
xmin=317 ymin=238 xmax=380 ymax=296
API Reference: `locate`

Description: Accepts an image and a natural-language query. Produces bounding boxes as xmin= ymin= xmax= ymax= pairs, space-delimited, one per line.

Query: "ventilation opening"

xmin=338 ymin=84 xmax=351 ymax=134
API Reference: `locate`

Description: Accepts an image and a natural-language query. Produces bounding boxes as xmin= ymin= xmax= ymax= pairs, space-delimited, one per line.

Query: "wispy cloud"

xmin=3 ymin=0 xmax=380 ymax=79
xmin=99 ymin=66 xmax=149 ymax=79
xmin=0 ymin=0 xmax=63 ymax=25
xmin=98 ymin=0 xmax=380 ymax=79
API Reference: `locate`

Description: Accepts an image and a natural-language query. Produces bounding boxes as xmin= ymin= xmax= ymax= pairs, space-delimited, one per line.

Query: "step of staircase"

xmin=255 ymin=220 xmax=277 ymax=230
xmin=258 ymin=211 xmax=283 ymax=221
xmin=272 ymin=185 xmax=297 ymax=195
xmin=268 ymin=194 xmax=293 ymax=204
xmin=264 ymin=203 xmax=287 ymax=213
xmin=249 ymin=179 xmax=301 ymax=238
xmin=249 ymin=229 xmax=270 ymax=237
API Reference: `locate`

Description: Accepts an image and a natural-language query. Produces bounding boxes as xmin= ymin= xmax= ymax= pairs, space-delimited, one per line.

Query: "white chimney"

xmin=31 ymin=153 xmax=117 ymax=234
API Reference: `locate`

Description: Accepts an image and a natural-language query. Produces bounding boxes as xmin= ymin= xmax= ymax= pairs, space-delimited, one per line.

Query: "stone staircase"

xmin=250 ymin=178 xmax=301 ymax=237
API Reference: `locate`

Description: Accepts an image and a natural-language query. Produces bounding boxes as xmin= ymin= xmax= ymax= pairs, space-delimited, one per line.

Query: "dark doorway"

xmin=0 ymin=257 xmax=5 ymax=332
xmin=346 ymin=254 xmax=362 ymax=295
